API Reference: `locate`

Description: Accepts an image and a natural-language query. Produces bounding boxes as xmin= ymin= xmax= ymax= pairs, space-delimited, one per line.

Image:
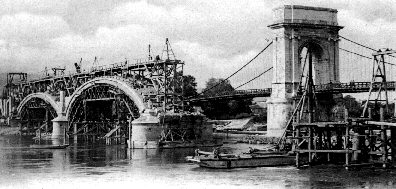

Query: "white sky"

xmin=1 ymin=0 xmax=396 ymax=88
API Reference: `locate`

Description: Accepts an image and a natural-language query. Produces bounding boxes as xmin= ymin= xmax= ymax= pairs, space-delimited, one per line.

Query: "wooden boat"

xmin=186 ymin=149 xmax=295 ymax=169
xmin=158 ymin=140 xmax=223 ymax=149
xmin=29 ymin=144 xmax=70 ymax=149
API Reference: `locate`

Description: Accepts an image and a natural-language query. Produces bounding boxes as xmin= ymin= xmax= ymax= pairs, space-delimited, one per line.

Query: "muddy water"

xmin=0 ymin=135 xmax=395 ymax=189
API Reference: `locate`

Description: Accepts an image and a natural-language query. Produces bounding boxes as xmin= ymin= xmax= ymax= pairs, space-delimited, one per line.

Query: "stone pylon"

xmin=266 ymin=5 xmax=343 ymax=137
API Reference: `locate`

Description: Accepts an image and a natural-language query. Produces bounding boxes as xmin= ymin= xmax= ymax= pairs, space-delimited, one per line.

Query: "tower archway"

xmin=266 ymin=5 xmax=343 ymax=136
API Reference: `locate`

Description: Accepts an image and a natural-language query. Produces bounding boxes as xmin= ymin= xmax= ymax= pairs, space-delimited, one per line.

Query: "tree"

xmin=332 ymin=95 xmax=363 ymax=118
xmin=200 ymin=78 xmax=252 ymax=119
xmin=202 ymin=78 xmax=234 ymax=96
xmin=182 ymin=75 xmax=198 ymax=97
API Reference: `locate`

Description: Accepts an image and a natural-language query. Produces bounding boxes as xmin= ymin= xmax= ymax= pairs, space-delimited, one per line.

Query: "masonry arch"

xmin=65 ymin=76 xmax=146 ymax=137
xmin=17 ymin=93 xmax=60 ymax=132
xmin=298 ymin=40 xmax=331 ymax=85
xmin=17 ymin=93 xmax=60 ymax=116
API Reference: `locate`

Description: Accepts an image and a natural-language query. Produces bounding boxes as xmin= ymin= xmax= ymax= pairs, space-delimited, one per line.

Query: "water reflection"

xmin=1 ymin=135 xmax=396 ymax=189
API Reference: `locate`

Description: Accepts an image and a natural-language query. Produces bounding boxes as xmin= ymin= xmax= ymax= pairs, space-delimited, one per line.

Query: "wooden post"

xmin=369 ymin=128 xmax=374 ymax=162
xmin=344 ymin=108 xmax=349 ymax=122
xmin=19 ymin=122 xmax=22 ymax=136
xmin=308 ymin=125 xmax=312 ymax=165
xmin=392 ymin=127 xmax=396 ymax=160
xmin=352 ymin=131 xmax=360 ymax=162
xmin=38 ymin=122 xmax=41 ymax=141
xmin=393 ymin=102 xmax=396 ymax=160
xmin=45 ymin=109 xmax=49 ymax=134
xmin=368 ymin=108 xmax=372 ymax=120
xmin=128 ymin=116 xmax=132 ymax=149
xmin=326 ymin=127 xmax=331 ymax=162
xmin=345 ymin=125 xmax=350 ymax=169
xmin=74 ymin=123 xmax=77 ymax=144
xmin=64 ymin=127 xmax=67 ymax=145
xmin=295 ymin=125 xmax=300 ymax=168
xmin=380 ymin=107 xmax=387 ymax=168
xmin=318 ymin=128 xmax=322 ymax=151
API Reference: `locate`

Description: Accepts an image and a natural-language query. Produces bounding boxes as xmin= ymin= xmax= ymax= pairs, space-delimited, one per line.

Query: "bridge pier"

xmin=51 ymin=115 xmax=67 ymax=141
xmin=129 ymin=109 xmax=160 ymax=149
xmin=52 ymin=91 xmax=68 ymax=141
xmin=266 ymin=5 xmax=342 ymax=137
xmin=266 ymin=97 xmax=292 ymax=137
xmin=128 ymin=109 xmax=214 ymax=149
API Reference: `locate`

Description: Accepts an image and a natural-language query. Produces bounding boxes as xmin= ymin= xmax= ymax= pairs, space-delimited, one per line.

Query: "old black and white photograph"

xmin=1 ymin=0 xmax=396 ymax=188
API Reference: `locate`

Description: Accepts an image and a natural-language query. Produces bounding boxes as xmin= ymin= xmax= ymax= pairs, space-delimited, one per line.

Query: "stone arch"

xmin=65 ymin=76 xmax=146 ymax=120
xmin=298 ymin=40 xmax=331 ymax=85
xmin=17 ymin=92 xmax=61 ymax=116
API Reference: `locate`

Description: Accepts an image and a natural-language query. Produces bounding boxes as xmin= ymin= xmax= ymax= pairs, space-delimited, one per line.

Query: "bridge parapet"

xmin=314 ymin=81 xmax=396 ymax=93
xmin=187 ymin=81 xmax=396 ymax=103
xmin=187 ymin=88 xmax=272 ymax=102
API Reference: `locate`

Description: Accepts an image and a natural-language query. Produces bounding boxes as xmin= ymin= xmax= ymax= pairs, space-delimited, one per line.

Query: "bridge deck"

xmin=188 ymin=81 xmax=395 ymax=102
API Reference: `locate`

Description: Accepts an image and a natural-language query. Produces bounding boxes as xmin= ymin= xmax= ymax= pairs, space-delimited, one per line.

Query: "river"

xmin=0 ymin=135 xmax=395 ymax=189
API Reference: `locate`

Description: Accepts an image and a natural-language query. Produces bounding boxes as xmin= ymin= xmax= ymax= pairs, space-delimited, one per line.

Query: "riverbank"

xmin=0 ymin=126 xmax=20 ymax=135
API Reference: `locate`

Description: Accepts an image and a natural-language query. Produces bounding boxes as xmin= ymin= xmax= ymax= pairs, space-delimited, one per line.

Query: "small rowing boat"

xmin=29 ymin=144 xmax=70 ymax=149
xmin=186 ymin=148 xmax=295 ymax=169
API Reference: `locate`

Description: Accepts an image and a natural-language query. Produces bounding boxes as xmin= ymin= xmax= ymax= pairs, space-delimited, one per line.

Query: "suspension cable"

xmin=198 ymin=41 xmax=273 ymax=96
xmin=339 ymin=47 xmax=396 ymax=66
xmin=235 ymin=67 xmax=273 ymax=90
xmin=340 ymin=35 xmax=396 ymax=58
xmin=339 ymin=35 xmax=376 ymax=51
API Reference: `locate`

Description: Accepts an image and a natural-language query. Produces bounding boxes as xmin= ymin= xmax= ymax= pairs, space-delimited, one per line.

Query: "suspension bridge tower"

xmin=267 ymin=5 xmax=343 ymax=136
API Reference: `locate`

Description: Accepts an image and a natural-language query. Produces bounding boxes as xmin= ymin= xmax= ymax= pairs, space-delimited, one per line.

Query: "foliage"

xmin=202 ymin=78 xmax=234 ymax=96
xmin=335 ymin=95 xmax=363 ymax=117
xmin=182 ymin=75 xmax=198 ymax=97
xmin=200 ymin=77 xmax=252 ymax=119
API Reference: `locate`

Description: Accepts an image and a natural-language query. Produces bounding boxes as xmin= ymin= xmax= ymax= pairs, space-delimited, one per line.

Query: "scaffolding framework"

xmin=362 ymin=49 xmax=396 ymax=118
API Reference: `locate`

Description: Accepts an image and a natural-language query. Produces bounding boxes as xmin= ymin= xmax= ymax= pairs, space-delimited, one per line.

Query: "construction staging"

xmin=0 ymin=39 xmax=214 ymax=148
xmin=1 ymin=4 xmax=396 ymax=169
xmin=279 ymin=46 xmax=396 ymax=169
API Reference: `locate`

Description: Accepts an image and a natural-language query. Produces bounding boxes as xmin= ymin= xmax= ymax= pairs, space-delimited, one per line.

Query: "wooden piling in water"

xmin=380 ymin=107 xmax=387 ymax=168
xmin=345 ymin=125 xmax=349 ymax=169
xmin=38 ymin=122 xmax=41 ymax=141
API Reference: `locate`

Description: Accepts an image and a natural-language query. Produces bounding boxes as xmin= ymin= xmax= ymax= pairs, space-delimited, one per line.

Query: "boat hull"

xmin=29 ymin=144 xmax=70 ymax=149
xmin=187 ymin=154 xmax=295 ymax=169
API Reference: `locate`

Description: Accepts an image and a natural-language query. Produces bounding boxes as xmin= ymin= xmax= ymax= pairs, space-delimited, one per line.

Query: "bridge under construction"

xmin=1 ymin=5 xmax=396 ymax=170
xmin=0 ymin=39 xmax=214 ymax=148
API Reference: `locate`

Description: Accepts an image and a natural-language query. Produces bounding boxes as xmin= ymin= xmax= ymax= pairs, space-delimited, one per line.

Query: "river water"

xmin=0 ymin=135 xmax=395 ymax=189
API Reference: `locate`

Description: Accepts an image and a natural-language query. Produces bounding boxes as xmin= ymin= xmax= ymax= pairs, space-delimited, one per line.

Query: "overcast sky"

xmin=0 ymin=0 xmax=396 ymax=87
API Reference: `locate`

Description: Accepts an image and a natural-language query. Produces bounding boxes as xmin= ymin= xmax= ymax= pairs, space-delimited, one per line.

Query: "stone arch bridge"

xmin=2 ymin=57 xmax=193 ymax=146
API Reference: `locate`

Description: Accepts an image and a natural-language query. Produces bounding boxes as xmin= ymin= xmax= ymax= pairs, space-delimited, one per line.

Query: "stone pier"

xmin=129 ymin=109 xmax=213 ymax=149
xmin=51 ymin=91 xmax=67 ymax=141
xmin=266 ymin=5 xmax=343 ymax=136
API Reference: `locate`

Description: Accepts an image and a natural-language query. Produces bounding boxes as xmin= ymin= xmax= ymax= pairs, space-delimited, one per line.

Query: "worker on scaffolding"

xmin=74 ymin=62 xmax=81 ymax=73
